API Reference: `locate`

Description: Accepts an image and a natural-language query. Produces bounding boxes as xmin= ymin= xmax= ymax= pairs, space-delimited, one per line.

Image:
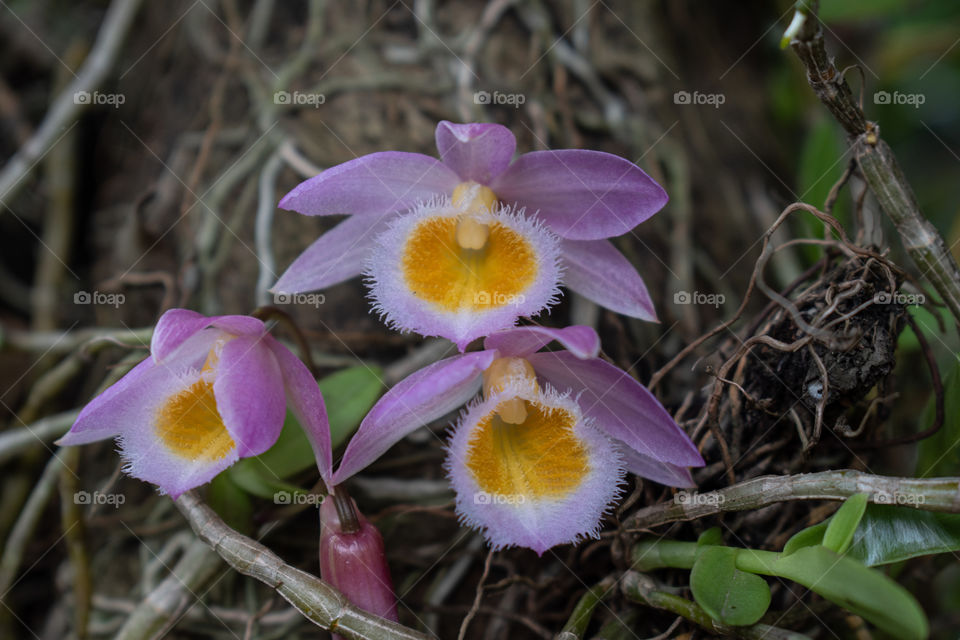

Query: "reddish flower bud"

xmin=319 ymin=494 xmax=399 ymax=626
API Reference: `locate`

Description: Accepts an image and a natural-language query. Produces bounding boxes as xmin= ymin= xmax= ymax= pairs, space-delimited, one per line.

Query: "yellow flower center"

xmin=465 ymin=400 xmax=588 ymax=500
xmin=400 ymin=189 xmax=538 ymax=312
xmin=155 ymin=346 xmax=235 ymax=461
xmin=482 ymin=357 xmax=538 ymax=424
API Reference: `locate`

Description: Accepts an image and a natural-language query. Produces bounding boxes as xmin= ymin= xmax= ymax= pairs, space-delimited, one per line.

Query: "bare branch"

xmin=174 ymin=491 xmax=431 ymax=640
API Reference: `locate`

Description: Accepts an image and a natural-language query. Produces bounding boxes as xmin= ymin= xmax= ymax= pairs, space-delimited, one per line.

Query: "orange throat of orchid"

xmin=155 ymin=345 xmax=235 ymax=462
xmin=399 ymin=182 xmax=538 ymax=312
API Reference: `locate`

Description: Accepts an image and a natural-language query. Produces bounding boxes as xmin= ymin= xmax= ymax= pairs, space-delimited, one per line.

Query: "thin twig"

xmin=458 ymin=549 xmax=494 ymax=640
xmin=0 ymin=0 xmax=143 ymax=205
xmin=0 ymin=454 xmax=66 ymax=598
xmin=115 ymin=538 xmax=224 ymax=640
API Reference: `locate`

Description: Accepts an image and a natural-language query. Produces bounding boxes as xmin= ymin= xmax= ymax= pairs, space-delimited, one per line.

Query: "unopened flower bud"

xmin=319 ymin=493 xmax=399 ymax=627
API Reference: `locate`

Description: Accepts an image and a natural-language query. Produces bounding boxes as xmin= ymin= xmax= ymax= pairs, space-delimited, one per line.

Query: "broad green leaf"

xmin=691 ymin=546 xmax=771 ymax=626
xmin=227 ymin=461 xmax=304 ymax=499
xmin=782 ymin=521 xmax=827 ymax=555
xmin=742 ymin=546 xmax=928 ymax=640
xmin=697 ymin=527 xmax=723 ymax=547
xmin=917 ymin=358 xmax=960 ymax=477
xmin=822 ymin=493 xmax=868 ymax=554
xmin=208 ymin=472 xmax=254 ymax=534
xmin=320 ymin=365 xmax=384 ymax=448
xmin=847 ymin=504 xmax=960 ymax=566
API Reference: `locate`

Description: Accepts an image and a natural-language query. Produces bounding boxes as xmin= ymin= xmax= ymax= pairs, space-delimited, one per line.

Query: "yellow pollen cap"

xmin=452 ymin=182 xmax=498 ymax=250
xmin=482 ymin=357 xmax=538 ymax=424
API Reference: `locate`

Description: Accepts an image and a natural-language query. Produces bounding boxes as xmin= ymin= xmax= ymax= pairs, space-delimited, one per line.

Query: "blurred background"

xmin=1 ymin=0 xmax=960 ymax=638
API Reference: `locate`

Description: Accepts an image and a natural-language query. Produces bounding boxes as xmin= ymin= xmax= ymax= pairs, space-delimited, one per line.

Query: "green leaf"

xmin=208 ymin=472 xmax=254 ymax=534
xmin=818 ymin=0 xmax=909 ymax=22
xmin=742 ymin=546 xmax=928 ymax=640
xmin=847 ymin=504 xmax=960 ymax=566
xmin=697 ymin=527 xmax=723 ymax=547
xmin=227 ymin=460 xmax=304 ymax=499
xmin=690 ymin=546 xmax=771 ymax=626
xmin=782 ymin=521 xmax=827 ymax=555
xmin=320 ymin=365 xmax=385 ymax=448
xmin=897 ymin=304 xmax=947 ymax=353
xmin=823 ymin=493 xmax=869 ymax=554
xmin=917 ymin=358 xmax=960 ymax=477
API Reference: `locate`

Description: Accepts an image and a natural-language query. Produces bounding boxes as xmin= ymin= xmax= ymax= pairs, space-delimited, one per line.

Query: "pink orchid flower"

xmin=330 ymin=325 xmax=703 ymax=554
xmin=58 ymin=309 xmax=332 ymax=498
xmin=273 ymin=121 xmax=667 ymax=349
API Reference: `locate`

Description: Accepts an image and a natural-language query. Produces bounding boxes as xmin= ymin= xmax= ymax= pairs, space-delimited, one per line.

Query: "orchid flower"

xmin=365 ymin=196 xmax=562 ymax=350
xmin=58 ymin=309 xmax=332 ymax=498
xmin=329 ymin=325 xmax=703 ymax=554
xmin=273 ymin=121 xmax=668 ymax=343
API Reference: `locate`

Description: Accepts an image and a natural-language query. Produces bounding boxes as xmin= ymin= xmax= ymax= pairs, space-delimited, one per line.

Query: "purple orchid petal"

xmin=446 ymin=384 xmax=624 ymax=555
xmin=208 ymin=315 xmax=268 ymax=338
xmin=332 ymin=350 xmax=496 ymax=485
xmin=151 ymin=312 xmax=265 ymax=362
xmin=151 ymin=308 xmax=209 ymax=362
xmin=272 ymin=213 xmax=396 ymax=294
xmin=265 ymin=336 xmax=333 ymax=484
xmin=561 ymin=238 xmax=657 ymax=321
xmin=59 ymin=328 xmax=222 ymax=446
xmin=483 ymin=325 xmax=600 ymax=359
xmin=435 ymin=121 xmax=516 ymax=185
xmin=278 ymin=151 xmax=459 ymax=217
xmin=491 ymin=150 xmax=668 ymax=240
xmin=615 ymin=440 xmax=696 ymax=488
xmin=57 ymin=356 xmax=154 ymax=446
xmin=526 ymin=351 xmax=703 ymax=467
xmin=212 ymin=335 xmax=287 ymax=458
